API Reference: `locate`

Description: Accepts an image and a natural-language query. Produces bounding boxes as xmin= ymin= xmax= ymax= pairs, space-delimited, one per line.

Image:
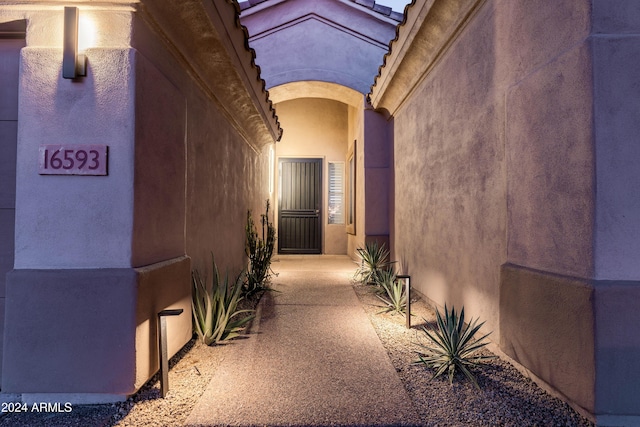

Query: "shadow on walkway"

xmin=184 ymin=255 xmax=421 ymax=426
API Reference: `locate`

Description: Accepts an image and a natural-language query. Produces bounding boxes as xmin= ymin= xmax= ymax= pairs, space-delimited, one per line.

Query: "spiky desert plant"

xmin=415 ymin=305 xmax=495 ymax=389
xmin=192 ymin=256 xmax=255 ymax=345
xmin=354 ymin=241 xmax=393 ymax=285
xmin=376 ymin=268 xmax=406 ymax=315
xmin=244 ymin=200 xmax=276 ymax=298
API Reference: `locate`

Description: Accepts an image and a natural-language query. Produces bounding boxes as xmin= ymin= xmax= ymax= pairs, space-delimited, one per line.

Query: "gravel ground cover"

xmin=352 ymin=283 xmax=594 ymax=427
xmin=0 ymin=284 xmax=595 ymax=427
xmin=0 ymin=337 xmax=231 ymax=427
xmin=0 ymin=296 xmax=256 ymax=427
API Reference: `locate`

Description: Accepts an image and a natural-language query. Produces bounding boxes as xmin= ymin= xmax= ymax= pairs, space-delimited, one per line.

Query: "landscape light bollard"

xmin=158 ymin=309 xmax=184 ymax=398
xmin=397 ymin=275 xmax=411 ymax=329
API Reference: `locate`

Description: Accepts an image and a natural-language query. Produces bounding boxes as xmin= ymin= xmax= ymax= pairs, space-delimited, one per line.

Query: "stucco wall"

xmin=503 ymin=0 xmax=593 ymax=279
xmin=132 ymin=53 xmax=186 ymax=268
xmin=2 ymin=1 xmax=273 ymax=401
xmin=392 ymin=0 xmax=597 ymax=341
xmin=131 ymin=11 xmax=268 ymax=275
xmin=503 ymin=1 xmax=640 ymax=420
xmin=14 ymin=47 xmax=137 ymax=269
xmin=393 ymin=0 xmax=507 ymax=336
xmin=185 ymin=91 xmax=267 ymax=272
xmin=274 ymin=98 xmax=348 ymax=255
xmin=387 ymin=0 xmax=640 ymax=420
xmin=128 ymin=6 xmax=272 ymax=392
xmin=390 ymin=0 xmax=592 ymax=409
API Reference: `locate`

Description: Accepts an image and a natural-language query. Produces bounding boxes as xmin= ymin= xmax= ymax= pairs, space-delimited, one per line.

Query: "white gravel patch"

xmin=353 ymin=283 xmax=595 ymax=427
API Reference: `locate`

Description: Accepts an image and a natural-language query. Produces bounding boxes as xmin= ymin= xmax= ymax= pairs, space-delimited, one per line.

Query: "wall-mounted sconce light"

xmin=63 ymin=6 xmax=86 ymax=79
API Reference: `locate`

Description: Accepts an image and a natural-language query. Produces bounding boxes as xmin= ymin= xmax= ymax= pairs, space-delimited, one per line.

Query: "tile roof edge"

xmin=230 ymin=0 xmax=283 ymax=141
xmin=353 ymin=0 xmax=403 ymax=22
xmin=367 ymin=0 xmax=416 ymax=106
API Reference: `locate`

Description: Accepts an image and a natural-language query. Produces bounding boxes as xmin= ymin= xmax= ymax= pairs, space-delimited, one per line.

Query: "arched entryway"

xmin=240 ymin=0 xmax=400 ymax=258
xmin=269 ymin=82 xmax=365 ymax=255
xmin=265 ymin=81 xmax=393 ymax=259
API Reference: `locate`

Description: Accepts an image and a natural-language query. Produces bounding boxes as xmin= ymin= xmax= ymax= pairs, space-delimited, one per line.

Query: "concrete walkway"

xmin=185 ymin=255 xmax=421 ymax=427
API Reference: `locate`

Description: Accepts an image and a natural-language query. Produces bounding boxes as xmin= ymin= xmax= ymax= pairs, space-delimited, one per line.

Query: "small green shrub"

xmin=354 ymin=241 xmax=392 ymax=285
xmin=244 ymin=200 xmax=276 ymax=298
xmin=376 ymin=269 xmax=407 ymax=315
xmin=192 ymin=256 xmax=255 ymax=345
xmin=415 ymin=304 xmax=494 ymax=388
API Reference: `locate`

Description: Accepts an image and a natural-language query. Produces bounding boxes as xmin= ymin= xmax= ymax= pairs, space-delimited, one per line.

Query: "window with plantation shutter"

xmin=328 ymin=162 xmax=345 ymax=224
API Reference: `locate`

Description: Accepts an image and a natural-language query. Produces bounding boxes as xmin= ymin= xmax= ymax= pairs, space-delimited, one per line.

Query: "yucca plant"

xmin=376 ymin=269 xmax=407 ymax=315
xmin=192 ymin=256 xmax=255 ymax=345
xmin=244 ymin=200 xmax=276 ymax=298
xmin=415 ymin=305 xmax=495 ymax=389
xmin=354 ymin=241 xmax=393 ymax=285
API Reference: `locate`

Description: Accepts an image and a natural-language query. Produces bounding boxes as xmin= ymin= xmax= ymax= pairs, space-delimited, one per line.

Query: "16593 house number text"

xmin=39 ymin=145 xmax=108 ymax=176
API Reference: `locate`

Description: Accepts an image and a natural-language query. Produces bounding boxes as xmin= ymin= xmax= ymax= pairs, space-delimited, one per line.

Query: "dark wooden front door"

xmin=278 ymin=158 xmax=322 ymax=254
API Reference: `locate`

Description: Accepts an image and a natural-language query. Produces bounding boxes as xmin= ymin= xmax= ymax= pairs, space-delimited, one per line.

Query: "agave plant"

xmin=415 ymin=305 xmax=495 ymax=388
xmin=192 ymin=256 xmax=255 ymax=345
xmin=376 ymin=269 xmax=407 ymax=315
xmin=354 ymin=241 xmax=393 ymax=285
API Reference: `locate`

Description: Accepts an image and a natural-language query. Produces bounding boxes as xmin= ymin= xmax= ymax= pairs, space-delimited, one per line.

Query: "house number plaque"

xmin=39 ymin=145 xmax=108 ymax=176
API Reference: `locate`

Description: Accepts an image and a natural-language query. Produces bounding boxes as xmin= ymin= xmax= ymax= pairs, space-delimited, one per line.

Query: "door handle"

xmin=315 ymin=210 xmax=320 ymax=214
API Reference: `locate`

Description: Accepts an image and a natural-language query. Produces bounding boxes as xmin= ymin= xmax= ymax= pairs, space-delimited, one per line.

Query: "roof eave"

xmin=369 ymin=0 xmax=486 ymax=115
xmin=138 ymin=0 xmax=282 ymax=149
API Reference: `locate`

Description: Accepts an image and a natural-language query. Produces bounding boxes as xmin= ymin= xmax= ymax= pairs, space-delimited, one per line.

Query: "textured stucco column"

xmin=362 ymin=107 xmax=391 ymax=251
xmin=501 ymin=1 xmax=640 ymax=423
xmin=13 ymin=48 xmax=136 ymax=269
xmin=501 ymin=35 xmax=596 ymax=414
xmin=3 ymin=43 xmax=191 ymax=403
xmin=3 ymin=46 xmax=138 ymax=401
xmin=0 ymin=26 xmax=24 ymax=387
xmin=590 ymin=2 xmax=640 ymax=423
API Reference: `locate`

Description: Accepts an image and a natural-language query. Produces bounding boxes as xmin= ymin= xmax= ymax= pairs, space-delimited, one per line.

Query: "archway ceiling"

xmin=268 ymin=81 xmax=364 ymax=108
